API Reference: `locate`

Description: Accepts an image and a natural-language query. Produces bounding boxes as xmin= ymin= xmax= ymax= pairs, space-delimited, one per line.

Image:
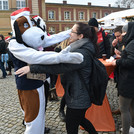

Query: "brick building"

xmin=0 ymin=0 xmax=45 ymax=36
xmin=0 ymin=0 xmax=128 ymax=36
xmin=45 ymin=1 xmax=129 ymax=34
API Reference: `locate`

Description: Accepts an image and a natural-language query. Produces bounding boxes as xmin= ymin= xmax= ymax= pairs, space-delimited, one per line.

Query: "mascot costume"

xmin=8 ymin=8 xmax=83 ymax=134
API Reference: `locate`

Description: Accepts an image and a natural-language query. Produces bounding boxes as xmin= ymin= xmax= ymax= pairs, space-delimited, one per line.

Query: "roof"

xmin=98 ymin=8 xmax=134 ymax=22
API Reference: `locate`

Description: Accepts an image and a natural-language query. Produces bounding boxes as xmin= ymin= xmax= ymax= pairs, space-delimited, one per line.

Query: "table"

xmin=56 ymin=58 xmax=116 ymax=132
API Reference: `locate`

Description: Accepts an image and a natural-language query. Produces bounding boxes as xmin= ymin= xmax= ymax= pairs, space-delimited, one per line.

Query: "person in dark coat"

xmin=0 ymin=34 xmax=7 ymax=78
xmin=88 ymin=18 xmax=111 ymax=58
xmin=112 ymin=22 xmax=134 ymax=134
xmin=15 ymin=22 xmax=98 ymax=134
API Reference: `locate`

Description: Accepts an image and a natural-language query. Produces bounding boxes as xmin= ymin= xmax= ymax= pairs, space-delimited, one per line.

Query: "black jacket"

xmin=30 ymin=39 xmax=95 ymax=109
xmin=97 ymin=28 xmax=111 ymax=58
xmin=0 ymin=40 xmax=7 ymax=55
xmin=116 ymin=22 xmax=134 ymax=98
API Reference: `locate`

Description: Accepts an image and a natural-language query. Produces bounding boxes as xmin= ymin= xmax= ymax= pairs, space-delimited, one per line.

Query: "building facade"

xmin=0 ymin=0 xmax=45 ymax=36
xmin=0 ymin=0 xmax=129 ymax=36
xmin=45 ymin=1 xmax=128 ymax=34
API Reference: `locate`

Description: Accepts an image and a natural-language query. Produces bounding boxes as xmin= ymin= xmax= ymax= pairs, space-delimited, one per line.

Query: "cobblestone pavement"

xmin=0 ymin=71 xmax=122 ymax=134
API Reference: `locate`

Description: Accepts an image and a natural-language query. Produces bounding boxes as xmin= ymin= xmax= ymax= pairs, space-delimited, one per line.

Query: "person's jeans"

xmin=0 ymin=60 xmax=7 ymax=77
xmin=66 ymin=107 xmax=98 ymax=134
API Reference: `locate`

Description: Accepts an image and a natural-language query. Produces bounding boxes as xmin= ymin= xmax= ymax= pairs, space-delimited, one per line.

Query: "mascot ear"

xmin=14 ymin=21 xmax=23 ymax=44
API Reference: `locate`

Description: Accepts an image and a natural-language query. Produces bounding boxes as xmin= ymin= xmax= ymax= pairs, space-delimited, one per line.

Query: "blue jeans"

xmin=0 ymin=60 xmax=7 ymax=77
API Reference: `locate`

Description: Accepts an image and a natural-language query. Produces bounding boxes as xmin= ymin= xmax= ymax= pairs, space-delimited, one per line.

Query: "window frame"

xmin=64 ymin=11 xmax=71 ymax=20
xmin=92 ymin=12 xmax=97 ymax=18
xmin=48 ymin=10 xmax=55 ymax=20
xmin=48 ymin=26 xmax=55 ymax=34
xmin=78 ymin=11 xmax=85 ymax=20
xmin=16 ymin=0 xmax=26 ymax=9
xmin=0 ymin=0 xmax=8 ymax=10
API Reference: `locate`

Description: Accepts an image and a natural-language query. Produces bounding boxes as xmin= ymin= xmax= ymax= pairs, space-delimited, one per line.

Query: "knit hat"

xmin=10 ymin=7 xmax=30 ymax=36
xmin=88 ymin=18 xmax=98 ymax=28
xmin=122 ymin=24 xmax=128 ymax=33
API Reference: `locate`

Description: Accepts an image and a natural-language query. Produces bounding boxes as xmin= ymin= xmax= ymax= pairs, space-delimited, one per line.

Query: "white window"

xmin=0 ymin=0 xmax=8 ymax=10
xmin=16 ymin=0 xmax=26 ymax=9
xmin=49 ymin=27 xmax=55 ymax=34
xmin=79 ymin=12 xmax=84 ymax=20
xmin=64 ymin=11 xmax=70 ymax=20
xmin=92 ymin=12 xmax=96 ymax=18
xmin=64 ymin=27 xmax=70 ymax=31
xmin=48 ymin=11 xmax=54 ymax=19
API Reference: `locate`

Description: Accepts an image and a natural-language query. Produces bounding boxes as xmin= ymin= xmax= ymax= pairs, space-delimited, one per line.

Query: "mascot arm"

xmin=8 ymin=40 xmax=83 ymax=65
xmin=43 ymin=29 xmax=71 ymax=48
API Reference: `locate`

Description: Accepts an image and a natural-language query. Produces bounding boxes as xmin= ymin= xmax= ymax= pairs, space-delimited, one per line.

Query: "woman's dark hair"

xmin=76 ymin=22 xmax=98 ymax=53
xmin=0 ymin=34 xmax=5 ymax=40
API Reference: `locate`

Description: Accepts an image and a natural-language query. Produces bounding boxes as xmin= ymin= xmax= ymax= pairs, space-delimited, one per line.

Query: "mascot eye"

xmin=31 ymin=21 xmax=35 ymax=26
xmin=24 ymin=23 xmax=29 ymax=28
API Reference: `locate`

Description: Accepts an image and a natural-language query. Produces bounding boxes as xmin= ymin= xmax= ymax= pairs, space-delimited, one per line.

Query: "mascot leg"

xmin=18 ymin=85 xmax=45 ymax=134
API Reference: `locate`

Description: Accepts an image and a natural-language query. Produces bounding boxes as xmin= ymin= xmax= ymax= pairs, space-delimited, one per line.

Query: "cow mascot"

xmin=8 ymin=7 xmax=83 ymax=134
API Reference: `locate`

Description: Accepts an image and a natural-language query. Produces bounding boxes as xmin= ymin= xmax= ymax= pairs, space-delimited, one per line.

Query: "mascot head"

xmin=10 ymin=7 xmax=46 ymax=50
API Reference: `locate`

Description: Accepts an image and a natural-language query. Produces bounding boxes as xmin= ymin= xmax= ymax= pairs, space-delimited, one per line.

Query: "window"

xmin=92 ymin=12 xmax=96 ymax=18
xmin=64 ymin=27 xmax=70 ymax=31
xmin=48 ymin=10 xmax=55 ymax=20
xmin=16 ymin=0 xmax=26 ymax=9
xmin=0 ymin=0 xmax=8 ymax=10
xmin=64 ymin=11 xmax=70 ymax=20
xmin=104 ymin=12 xmax=109 ymax=17
xmin=79 ymin=12 xmax=84 ymax=20
xmin=49 ymin=27 xmax=55 ymax=34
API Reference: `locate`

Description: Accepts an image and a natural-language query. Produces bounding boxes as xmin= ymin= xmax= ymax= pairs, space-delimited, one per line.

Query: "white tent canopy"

xmin=98 ymin=8 xmax=134 ymax=22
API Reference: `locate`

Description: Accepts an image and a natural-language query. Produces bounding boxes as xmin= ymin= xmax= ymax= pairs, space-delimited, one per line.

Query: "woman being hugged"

xmin=16 ymin=22 xmax=98 ymax=134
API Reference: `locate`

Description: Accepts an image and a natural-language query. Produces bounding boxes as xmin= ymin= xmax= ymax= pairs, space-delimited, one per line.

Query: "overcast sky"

xmin=45 ymin=0 xmax=117 ymax=7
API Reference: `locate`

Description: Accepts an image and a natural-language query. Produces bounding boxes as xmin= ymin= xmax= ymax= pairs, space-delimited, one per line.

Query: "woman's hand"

xmin=15 ymin=66 xmax=30 ymax=77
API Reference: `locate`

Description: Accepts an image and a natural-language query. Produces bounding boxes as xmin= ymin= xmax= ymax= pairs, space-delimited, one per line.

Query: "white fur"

xmin=22 ymin=27 xmax=46 ymax=49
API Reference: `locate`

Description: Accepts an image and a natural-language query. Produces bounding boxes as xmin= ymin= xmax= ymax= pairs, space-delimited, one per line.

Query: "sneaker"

xmin=120 ymin=126 xmax=134 ymax=133
xmin=22 ymin=119 xmax=26 ymax=126
xmin=45 ymin=127 xmax=50 ymax=133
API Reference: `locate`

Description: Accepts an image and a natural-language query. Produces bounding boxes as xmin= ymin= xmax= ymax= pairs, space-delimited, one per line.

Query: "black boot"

xmin=45 ymin=127 xmax=50 ymax=133
xmin=59 ymin=110 xmax=66 ymax=122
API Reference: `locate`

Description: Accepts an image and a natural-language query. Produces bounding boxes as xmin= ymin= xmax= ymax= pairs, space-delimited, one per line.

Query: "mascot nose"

xmin=41 ymin=35 xmax=44 ymax=40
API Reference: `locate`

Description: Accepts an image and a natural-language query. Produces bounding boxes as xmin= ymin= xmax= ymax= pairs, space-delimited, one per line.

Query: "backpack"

xmin=79 ymin=50 xmax=109 ymax=105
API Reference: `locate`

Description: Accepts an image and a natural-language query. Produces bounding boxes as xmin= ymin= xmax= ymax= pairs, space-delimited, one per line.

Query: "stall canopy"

xmin=98 ymin=8 xmax=134 ymax=22
xmin=97 ymin=8 xmax=134 ymax=30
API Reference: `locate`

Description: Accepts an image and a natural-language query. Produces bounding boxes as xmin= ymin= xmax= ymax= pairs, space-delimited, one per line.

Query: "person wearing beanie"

xmin=88 ymin=18 xmax=111 ymax=59
xmin=88 ymin=18 xmax=98 ymax=28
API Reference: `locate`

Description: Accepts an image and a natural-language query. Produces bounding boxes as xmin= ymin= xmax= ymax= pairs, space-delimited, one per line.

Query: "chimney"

xmin=108 ymin=4 xmax=111 ymax=7
xmin=88 ymin=2 xmax=91 ymax=6
xmin=63 ymin=1 xmax=67 ymax=4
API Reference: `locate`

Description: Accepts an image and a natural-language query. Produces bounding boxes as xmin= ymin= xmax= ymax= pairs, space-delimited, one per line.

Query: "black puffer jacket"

xmin=116 ymin=22 xmax=134 ymax=98
xmin=30 ymin=38 xmax=95 ymax=109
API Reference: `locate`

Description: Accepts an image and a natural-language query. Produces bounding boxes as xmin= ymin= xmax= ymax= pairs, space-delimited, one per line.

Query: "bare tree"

xmin=115 ymin=0 xmax=134 ymax=7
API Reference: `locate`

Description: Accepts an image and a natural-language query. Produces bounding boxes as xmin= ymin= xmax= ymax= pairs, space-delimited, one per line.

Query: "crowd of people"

xmin=1 ymin=13 xmax=134 ymax=134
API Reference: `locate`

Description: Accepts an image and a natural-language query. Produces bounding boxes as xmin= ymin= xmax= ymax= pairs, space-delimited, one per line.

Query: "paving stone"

xmin=0 ymin=71 xmax=122 ymax=134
